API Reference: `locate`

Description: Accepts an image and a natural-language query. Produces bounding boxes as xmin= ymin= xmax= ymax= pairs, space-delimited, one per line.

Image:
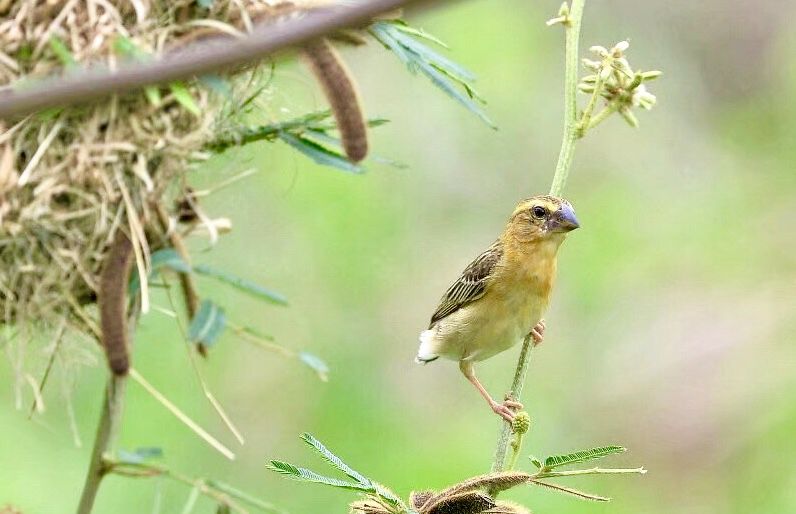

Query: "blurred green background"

xmin=2 ymin=0 xmax=795 ymax=512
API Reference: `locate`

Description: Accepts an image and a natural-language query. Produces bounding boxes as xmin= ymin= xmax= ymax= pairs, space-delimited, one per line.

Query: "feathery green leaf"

xmin=543 ymin=446 xmax=626 ymax=470
xmin=194 ymin=264 xmax=288 ymax=306
xmin=278 ymin=132 xmax=364 ymax=174
xmin=369 ymin=20 xmax=494 ymax=128
xmin=300 ymin=433 xmax=370 ymax=485
xmin=267 ymin=461 xmax=371 ymax=492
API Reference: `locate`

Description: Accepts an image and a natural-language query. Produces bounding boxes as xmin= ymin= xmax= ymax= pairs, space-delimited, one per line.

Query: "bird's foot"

xmin=489 ymin=398 xmax=524 ymax=422
xmin=530 ymin=319 xmax=546 ymax=346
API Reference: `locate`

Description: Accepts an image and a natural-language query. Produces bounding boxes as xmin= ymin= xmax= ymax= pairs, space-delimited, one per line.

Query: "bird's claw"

xmin=530 ymin=319 xmax=546 ymax=346
xmin=490 ymin=399 xmax=524 ymax=422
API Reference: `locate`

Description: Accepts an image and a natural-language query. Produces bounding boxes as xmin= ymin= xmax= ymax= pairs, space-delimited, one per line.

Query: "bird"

xmin=416 ymin=195 xmax=580 ymax=422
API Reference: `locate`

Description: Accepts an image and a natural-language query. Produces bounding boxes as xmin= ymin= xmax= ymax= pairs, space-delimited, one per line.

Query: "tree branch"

xmin=0 ymin=0 xmax=449 ymax=120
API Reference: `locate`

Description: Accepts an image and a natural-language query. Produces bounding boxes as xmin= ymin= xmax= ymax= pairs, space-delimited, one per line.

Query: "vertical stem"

xmin=490 ymin=335 xmax=533 ymax=475
xmin=507 ymin=431 xmax=525 ymax=471
xmin=77 ymin=301 xmax=139 ymax=514
xmin=76 ymin=374 xmax=127 ymax=514
xmin=549 ymin=0 xmax=586 ymax=197
xmin=491 ymin=0 xmax=587 ymax=487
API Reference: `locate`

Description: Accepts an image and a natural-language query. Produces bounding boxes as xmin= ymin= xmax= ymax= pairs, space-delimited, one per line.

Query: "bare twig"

xmin=0 ymin=0 xmax=448 ymax=119
xmin=104 ymin=460 xmax=263 ymax=514
xmin=129 ymin=368 xmax=236 ymax=460
xmin=154 ymin=204 xmax=200 ymax=319
xmin=76 ymin=375 xmax=127 ymax=514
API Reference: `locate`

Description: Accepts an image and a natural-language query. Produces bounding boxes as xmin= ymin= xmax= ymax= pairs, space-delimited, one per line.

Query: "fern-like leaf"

xmin=266 ymin=461 xmax=371 ymax=492
xmin=194 ymin=264 xmax=288 ymax=306
xmin=300 ymin=433 xmax=371 ymax=486
xmin=369 ymin=20 xmax=495 ymax=128
xmin=542 ymin=446 xmax=626 ymax=470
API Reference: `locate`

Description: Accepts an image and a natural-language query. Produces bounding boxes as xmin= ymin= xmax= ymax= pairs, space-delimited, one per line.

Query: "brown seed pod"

xmin=435 ymin=472 xmax=532 ymax=499
xmin=302 ymin=38 xmax=368 ymax=162
xmin=411 ymin=490 xmax=436 ymax=510
xmin=98 ymin=230 xmax=135 ymax=376
xmin=486 ymin=501 xmax=532 ymax=514
xmin=424 ymin=490 xmax=495 ymax=514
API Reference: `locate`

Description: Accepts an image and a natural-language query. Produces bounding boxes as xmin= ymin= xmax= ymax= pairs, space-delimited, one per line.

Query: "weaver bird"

xmin=416 ymin=195 xmax=579 ymax=422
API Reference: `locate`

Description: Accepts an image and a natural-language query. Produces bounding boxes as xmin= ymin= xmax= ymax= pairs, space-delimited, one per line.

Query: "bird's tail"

xmin=415 ymin=329 xmax=439 ymax=363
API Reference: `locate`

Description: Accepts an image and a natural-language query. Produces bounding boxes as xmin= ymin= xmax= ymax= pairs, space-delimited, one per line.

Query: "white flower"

xmin=611 ymin=40 xmax=630 ymax=55
xmin=631 ymin=84 xmax=657 ymax=110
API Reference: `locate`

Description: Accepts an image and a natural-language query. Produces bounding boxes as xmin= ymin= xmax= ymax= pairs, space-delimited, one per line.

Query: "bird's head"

xmin=505 ymin=195 xmax=580 ymax=243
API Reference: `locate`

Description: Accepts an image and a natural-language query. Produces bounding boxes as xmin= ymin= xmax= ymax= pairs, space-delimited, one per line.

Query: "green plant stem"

xmin=76 ymin=375 xmax=127 ymax=514
xmin=105 ymin=461 xmax=250 ymax=513
xmin=586 ymin=102 xmax=617 ymax=130
xmin=549 ymin=0 xmax=586 ymax=197
xmin=535 ymin=467 xmax=646 ymax=479
xmin=576 ymin=73 xmax=604 ymax=137
xmin=491 ymin=1 xmax=587 ymax=485
xmin=76 ymin=306 xmax=140 ymax=514
xmin=490 ymin=335 xmax=534 ymax=476
xmin=507 ymin=432 xmax=525 ymax=471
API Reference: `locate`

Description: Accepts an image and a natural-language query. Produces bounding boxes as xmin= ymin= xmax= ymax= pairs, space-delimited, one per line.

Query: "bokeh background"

xmin=2 ymin=0 xmax=795 ymax=512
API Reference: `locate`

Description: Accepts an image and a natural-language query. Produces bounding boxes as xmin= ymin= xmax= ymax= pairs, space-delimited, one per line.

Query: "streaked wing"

xmin=429 ymin=239 xmax=503 ymax=327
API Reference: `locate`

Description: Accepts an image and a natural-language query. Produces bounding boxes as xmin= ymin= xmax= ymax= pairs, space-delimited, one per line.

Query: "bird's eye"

xmin=532 ymin=206 xmax=547 ymax=219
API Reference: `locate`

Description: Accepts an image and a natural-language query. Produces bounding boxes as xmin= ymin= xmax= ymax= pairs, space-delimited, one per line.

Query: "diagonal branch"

xmin=0 ymin=0 xmax=450 ymax=120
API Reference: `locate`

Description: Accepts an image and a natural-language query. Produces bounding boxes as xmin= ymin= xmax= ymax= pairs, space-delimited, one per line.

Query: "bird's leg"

xmin=530 ymin=319 xmax=546 ymax=346
xmin=459 ymin=360 xmax=523 ymax=422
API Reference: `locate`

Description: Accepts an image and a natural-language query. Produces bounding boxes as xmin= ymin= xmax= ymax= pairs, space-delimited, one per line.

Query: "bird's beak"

xmin=548 ymin=203 xmax=580 ymax=233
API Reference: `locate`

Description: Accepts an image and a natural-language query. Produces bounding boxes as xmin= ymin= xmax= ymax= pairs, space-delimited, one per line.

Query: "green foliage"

xmin=279 ymin=132 xmax=364 ymax=174
xmin=117 ymin=446 xmax=164 ymax=465
xmin=300 ymin=433 xmax=371 ymax=485
xmin=369 ymin=20 xmax=495 ymax=128
xmin=131 ymin=248 xmax=287 ymax=308
xmin=194 ymin=264 xmax=288 ymax=306
xmin=48 ymin=36 xmax=76 ymax=68
xmin=169 ymin=81 xmax=201 ymax=116
xmin=541 ymin=445 xmax=626 ymax=470
xmin=207 ymin=110 xmax=393 ymax=173
xmin=268 ymin=434 xmax=406 ymax=509
xmin=267 ymin=460 xmax=373 ymax=492
xmin=113 ymin=36 xmax=202 ymax=111
xmin=128 ymin=248 xmax=190 ymax=295
xmin=188 ymin=300 xmax=227 ymax=347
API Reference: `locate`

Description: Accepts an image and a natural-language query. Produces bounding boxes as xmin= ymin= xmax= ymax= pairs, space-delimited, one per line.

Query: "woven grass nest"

xmin=0 ymin=0 xmax=336 ymax=384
